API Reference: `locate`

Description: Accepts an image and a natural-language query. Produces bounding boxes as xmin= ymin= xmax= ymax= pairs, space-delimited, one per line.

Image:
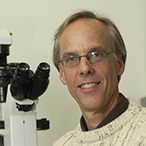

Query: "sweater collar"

xmin=76 ymin=97 xmax=143 ymax=144
xmin=80 ymin=93 xmax=129 ymax=131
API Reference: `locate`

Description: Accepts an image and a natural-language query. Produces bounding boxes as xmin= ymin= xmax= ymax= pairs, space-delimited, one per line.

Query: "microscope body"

xmin=4 ymin=92 xmax=38 ymax=146
xmin=0 ymin=29 xmax=50 ymax=146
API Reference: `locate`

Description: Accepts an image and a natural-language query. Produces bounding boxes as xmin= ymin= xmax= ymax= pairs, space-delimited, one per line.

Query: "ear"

xmin=116 ymin=55 xmax=125 ymax=76
xmin=59 ymin=65 xmax=67 ymax=85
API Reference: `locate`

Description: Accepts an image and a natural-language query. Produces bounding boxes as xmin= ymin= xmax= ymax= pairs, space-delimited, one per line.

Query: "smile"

xmin=80 ymin=83 xmax=98 ymax=89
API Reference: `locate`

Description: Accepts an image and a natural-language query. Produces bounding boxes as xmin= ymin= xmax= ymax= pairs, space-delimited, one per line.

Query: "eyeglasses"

xmin=59 ymin=51 xmax=115 ymax=67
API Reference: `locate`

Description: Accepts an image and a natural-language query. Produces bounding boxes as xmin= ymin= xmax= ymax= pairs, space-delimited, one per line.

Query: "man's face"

xmin=58 ymin=19 xmax=124 ymax=113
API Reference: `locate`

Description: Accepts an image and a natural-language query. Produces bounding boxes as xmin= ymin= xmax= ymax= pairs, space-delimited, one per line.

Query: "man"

xmin=52 ymin=10 xmax=146 ymax=146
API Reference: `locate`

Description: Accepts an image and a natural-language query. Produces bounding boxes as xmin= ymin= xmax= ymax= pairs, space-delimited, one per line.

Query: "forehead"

xmin=59 ymin=18 xmax=112 ymax=55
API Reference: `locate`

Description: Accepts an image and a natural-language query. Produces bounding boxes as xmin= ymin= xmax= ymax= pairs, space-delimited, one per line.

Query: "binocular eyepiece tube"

xmin=10 ymin=62 xmax=50 ymax=101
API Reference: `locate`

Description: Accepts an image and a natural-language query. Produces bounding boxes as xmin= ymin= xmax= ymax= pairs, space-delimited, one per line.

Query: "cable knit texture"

xmin=53 ymin=98 xmax=146 ymax=146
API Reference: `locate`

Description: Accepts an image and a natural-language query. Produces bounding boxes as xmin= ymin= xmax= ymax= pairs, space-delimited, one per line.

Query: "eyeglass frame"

xmin=58 ymin=50 xmax=115 ymax=67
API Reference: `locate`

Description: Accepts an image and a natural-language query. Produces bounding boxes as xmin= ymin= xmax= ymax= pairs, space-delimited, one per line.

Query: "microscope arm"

xmin=4 ymin=89 xmax=38 ymax=146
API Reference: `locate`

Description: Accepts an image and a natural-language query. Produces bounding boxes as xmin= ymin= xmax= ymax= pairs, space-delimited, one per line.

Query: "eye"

xmin=67 ymin=56 xmax=77 ymax=62
xmin=63 ymin=55 xmax=78 ymax=66
xmin=88 ymin=51 xmax=105 ymax=62
xmin=90 ymin=52 xmax=102 ymax=57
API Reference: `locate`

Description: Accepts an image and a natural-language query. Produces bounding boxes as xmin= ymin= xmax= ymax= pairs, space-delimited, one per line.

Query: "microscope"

xmin=0 ymin=29 xmax=50 ymax=146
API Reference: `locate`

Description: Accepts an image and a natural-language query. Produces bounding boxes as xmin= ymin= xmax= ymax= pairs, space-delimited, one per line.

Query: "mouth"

xmin=79 ymin=82 xmax=100 ymax=89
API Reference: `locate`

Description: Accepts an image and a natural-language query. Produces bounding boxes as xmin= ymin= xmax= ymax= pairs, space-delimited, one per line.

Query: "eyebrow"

xmin=88 ymin=46 xmax=106 ymax=52
xmin=62 ymin=46 xmax=106 ymax=58
xmin=62 ymin=52 xmax=78 ymax=58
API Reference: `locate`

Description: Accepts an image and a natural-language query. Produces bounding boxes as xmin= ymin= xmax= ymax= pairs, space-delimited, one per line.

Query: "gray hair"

xmin=53 ymin=10 xmax=127 ymax=72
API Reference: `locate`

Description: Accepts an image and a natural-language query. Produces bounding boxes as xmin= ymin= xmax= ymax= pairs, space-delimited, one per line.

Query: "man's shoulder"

xmin=127 ymin=97 xmax=146 ymax=122
xmin=53 ymin=125 xmax=80 ymax=146
xmin=127 ymin=97 xmax=146 ymax=109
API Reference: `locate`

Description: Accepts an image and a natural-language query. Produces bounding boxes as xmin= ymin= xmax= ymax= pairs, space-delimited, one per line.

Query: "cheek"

xmin=64 ymin=71 xmax=79 ymax=100
xmin=67 ymin=72 xmax=77 ymax=89
xmin=60 ymin=68 xmax=77 ymax=87
xmin=99 ymin=61 xmax=118 ymax=84
xmin=59 ymin=67 xmax=67 ymax=85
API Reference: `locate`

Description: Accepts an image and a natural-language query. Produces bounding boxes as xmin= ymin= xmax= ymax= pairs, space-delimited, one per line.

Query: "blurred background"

xmin=0 ymin=0 xmax=145 ymax=145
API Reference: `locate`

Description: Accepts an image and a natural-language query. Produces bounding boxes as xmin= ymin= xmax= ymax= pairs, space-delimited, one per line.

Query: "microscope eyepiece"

xmin=34 ymin=63 xmax=50 ymax=83
xmin=10 ymin=63 xmax=30 ymax=101
xmin=28 ymin=62 xmax=50 ymax=100
xmin=18 ymin=63 xmax=29 ymax=71
xmin=10 ymin=62 xmax=50 ymax=101
xmin=39 ymin=62 xmax=50 ymax=70
xmin=15 ymin=63 xmax=30 ymax=83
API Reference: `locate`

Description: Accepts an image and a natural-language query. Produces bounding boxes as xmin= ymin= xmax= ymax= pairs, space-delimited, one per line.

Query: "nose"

xmin=78 ymin=57 xmax=93 ymax=76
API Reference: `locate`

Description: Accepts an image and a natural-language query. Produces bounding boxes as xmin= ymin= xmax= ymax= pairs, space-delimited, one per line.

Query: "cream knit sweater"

xmin=53 ymin=98 xmax=146 ymax=146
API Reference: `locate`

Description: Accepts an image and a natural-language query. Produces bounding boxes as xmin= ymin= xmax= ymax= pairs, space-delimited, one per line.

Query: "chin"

xmin=80 ymin=101 xmax=101 ymax=111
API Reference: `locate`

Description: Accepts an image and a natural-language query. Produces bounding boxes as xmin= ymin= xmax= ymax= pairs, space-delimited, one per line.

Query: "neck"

xmin=82 ymin=91 xmax=120 ymax=131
